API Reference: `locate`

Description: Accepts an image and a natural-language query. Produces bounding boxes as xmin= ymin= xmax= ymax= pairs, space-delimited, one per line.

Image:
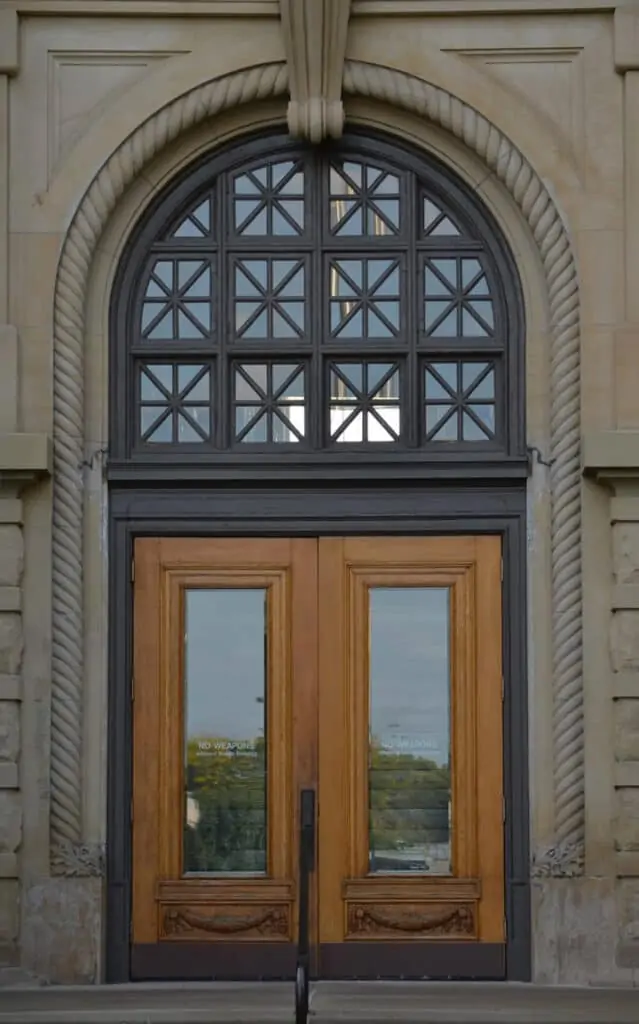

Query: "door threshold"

xmin=2 ymin=981 xmax=639 ymax=1024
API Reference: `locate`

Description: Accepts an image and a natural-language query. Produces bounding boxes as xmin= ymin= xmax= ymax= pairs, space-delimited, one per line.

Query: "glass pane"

xmin=141 ymin=407 xmax=171 ymax=443
xmin=368 ymin=587 xmax=451 ymax=875
xmin=183 ymin=589 xmax=267 ymax=875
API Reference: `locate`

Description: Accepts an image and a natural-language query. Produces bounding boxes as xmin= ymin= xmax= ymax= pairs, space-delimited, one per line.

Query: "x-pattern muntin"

xmin=329 ymin=361 xmax=401 ymax=443
xmin=234 ymin=258 xmax=306 ymax=340
xmin=424 ymin=361 xmax=496 ymax=442
xmin=424 ymin=256 xmax=494 ymax=338
xmin=139 ymin=363 xmax=212 ymax=443
xmin=233 ymin=160 xmax=305 ymax=236
xmin=330 ymin=257 xmax=401 ymax=339
xmin=141 ymin=258 xmax=214 ymax=340
xmin=233 ymin=362 xmax=306 ymax=444
xmin=330 ymin=161 xmax=401 ymax=236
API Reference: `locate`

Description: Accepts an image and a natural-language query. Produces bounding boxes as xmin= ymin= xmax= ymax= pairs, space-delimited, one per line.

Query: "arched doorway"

xmin=106 ymin=129 xmax=530 ymax=983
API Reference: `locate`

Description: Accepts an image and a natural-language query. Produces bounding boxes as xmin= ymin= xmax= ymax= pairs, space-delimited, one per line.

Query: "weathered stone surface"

xmin=532 ymin=878 xmax=632 ymax=985
xmin=615 ymin=699 xmax=639 ymax=760
xmin=617 ymin=880 xmax=639 ymax=945
xmin=0 ymin=528 xmax=22 ymax=587
xmin=614 ymin=788 xmax=639 ymax=851
xmin=0 ymin=616 xmax=21 ymax=677
xmin=0 ymin=702 xmax=19 ymax=763
xmin=22 ymin=879 xmax=102 ymax=985
xmin=0 ymin=793 xmax=21 ymax=854
xmin=614 ymin=523 xmax=639 ymax=584
xmin=0 ymin=966 xmax=43 ymax=987
xmin=0 ymin=880 xmax=19 ymax=947
xmin=611 ymin=611 xmax=639 ymax=672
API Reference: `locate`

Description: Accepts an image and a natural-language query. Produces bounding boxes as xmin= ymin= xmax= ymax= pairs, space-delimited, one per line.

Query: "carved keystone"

xmin=279 ymin=0 xmax=351 ymax=143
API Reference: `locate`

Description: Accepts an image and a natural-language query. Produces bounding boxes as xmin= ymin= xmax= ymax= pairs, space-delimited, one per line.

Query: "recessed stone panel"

xmin=614 ymin=523 xmax=639 ymax=584
xmin=0 ymin=879 xmax=19 ymax=946
xmin=614 ymin=788 xmax=639 ymax=852
xmin=0 ymin=792 xmax=21 ymax=854
xmin=611 ymin=612 xmax=639 ymax=672
xmin=0 ymin=702 xmax=19 ymax=764
xmin=47 ymin=51 xmax=182 ymax=178
xmin=618 ymin=880 xmax=639 ymax=942
xmin=0 ymin=527 xmax=22 ymax=587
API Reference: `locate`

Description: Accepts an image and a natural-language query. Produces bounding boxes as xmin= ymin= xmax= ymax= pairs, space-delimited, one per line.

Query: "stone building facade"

xmin=1 ymin=0 xmax=639 ymax=988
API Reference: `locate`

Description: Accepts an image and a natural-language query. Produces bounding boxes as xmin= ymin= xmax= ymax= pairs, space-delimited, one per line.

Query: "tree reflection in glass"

xmin=183 ymin=588 xmax=267 ymax=875
xmin=368 ymin=587 xmax=452 ymax=875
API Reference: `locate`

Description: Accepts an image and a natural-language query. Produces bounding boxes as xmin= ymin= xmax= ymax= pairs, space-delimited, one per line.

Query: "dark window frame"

xmin=109 ymin=129 xmax=526 ymax=482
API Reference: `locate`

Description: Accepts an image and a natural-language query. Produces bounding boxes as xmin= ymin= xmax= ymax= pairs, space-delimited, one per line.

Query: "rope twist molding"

xmin=51 ymin=59 xmax=582 ymax=875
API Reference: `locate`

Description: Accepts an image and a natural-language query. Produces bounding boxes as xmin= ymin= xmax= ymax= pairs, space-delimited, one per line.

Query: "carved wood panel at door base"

xmin=161 ymin=904 xmax=290 ymax=941
xmin=157 ymin=879 xmax=294 ymax=942
xmin=346 ymin=902 xmax=477 ymax=940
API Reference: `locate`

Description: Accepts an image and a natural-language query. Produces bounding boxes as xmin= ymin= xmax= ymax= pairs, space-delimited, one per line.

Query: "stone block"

xmin=0 ymin=880 xmax=18 ymax=948
xmin=0 ymin=702 xmax=18 ymax=764
xmin=0 ymin=793 xmax=21 ymax=854
xmin=22 ymin=878 xmax=101 ymax=984
xmin=0 ymin=616 xmax=20 ymax=677
xmin=0 ymin=528 xmax=22 ymax=588
xmin=614 ymin=524 xmax=639 ymax=584
xmin=615 ymin=699 xmax=639 ymax=760
xmin=615 ymin=788 xmax=639 ymax=851
xmin=611 ymin=611 xmax=639 ymax=672
xmin=618 ymin=880 xmax=639 ymax=944
xmin=532 ymin=877 xmax=630 ymax=985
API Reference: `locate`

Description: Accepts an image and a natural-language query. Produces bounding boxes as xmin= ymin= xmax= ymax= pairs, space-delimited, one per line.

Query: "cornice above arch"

xmin=50 ymin=59 xmax=582 ymax=879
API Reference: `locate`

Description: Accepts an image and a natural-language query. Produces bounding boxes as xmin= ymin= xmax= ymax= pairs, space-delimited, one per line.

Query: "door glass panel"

xmin=183 ymin=588 xmax=267 ymax=876
xmin=368 ymin=587 xmax=451 ymax=875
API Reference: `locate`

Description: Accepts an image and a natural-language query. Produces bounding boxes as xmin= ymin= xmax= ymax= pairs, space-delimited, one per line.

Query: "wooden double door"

xmin=131 ymin=536 xmax=505 ymax=980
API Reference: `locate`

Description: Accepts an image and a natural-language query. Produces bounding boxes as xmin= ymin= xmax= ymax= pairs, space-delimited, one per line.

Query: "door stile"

xmin=474 ymin=536 xmax=504 ymax=941
xmin=317 ymin=538 xmax=348 ymax=946
xmin=290 ymin=540 xmax=320 ymax=971
xmin=132 ymin=538 xmax=163 ymax=945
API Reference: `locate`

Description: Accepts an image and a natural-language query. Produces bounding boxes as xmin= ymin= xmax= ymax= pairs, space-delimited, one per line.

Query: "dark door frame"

xmin=105 ymin=480 xmax=531 ymax=984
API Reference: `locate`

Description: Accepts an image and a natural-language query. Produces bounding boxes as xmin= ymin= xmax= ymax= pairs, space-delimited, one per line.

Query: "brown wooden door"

xmin=130 ymin=536 xmax=504 ymax=981
xmin=316 ymin=536 xmax=504 ymax=979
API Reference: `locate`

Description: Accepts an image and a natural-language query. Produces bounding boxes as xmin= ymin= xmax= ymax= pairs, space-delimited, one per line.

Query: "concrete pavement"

xmin=2 ymin=981 xmax=639 ymax=1023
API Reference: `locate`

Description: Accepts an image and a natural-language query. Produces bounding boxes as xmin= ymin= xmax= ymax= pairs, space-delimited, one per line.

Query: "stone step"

xmin=2 ymin=981 xmax=639 ymax=1024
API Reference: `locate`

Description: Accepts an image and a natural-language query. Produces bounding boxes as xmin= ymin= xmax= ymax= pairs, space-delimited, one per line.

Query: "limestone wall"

xmin=1 ymin=0 xmax=638 ymax=986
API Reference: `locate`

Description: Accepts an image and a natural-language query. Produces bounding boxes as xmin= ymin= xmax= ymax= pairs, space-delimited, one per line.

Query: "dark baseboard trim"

xmin=318 ymin=941 xmax=506 ymax=980
xmin=131 ymin=942 xmax=297 ymax=981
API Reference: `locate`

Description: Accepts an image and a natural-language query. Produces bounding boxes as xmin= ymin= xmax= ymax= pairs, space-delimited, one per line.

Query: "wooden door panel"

xmin=317 ymin=536 xmax=504 ymax=961
xmin=132 ymin=537 xmax=317 ymax=970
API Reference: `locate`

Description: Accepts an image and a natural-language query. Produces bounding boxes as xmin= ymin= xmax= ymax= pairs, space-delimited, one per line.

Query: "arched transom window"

xmin=112 ymin=133 xmax=523 ymax=464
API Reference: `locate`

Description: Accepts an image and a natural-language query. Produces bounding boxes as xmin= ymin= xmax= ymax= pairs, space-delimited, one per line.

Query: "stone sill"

xmin=583 ymin=431 xmax=639 ymax=482
xmin=0 ymin=434 xmax=51 ymax=483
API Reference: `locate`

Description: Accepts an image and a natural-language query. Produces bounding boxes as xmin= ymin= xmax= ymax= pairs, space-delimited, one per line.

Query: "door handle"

xmin=300 ymin=787 xmax=316 ymax=872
